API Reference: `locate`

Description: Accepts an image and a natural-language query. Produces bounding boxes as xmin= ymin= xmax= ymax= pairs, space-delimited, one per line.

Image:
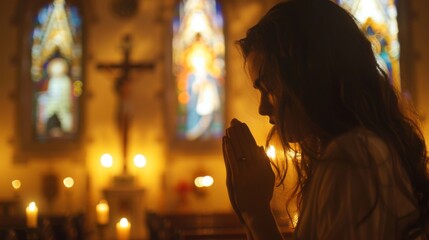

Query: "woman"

xmin=222 ymin=0 xmax=429 ymax=239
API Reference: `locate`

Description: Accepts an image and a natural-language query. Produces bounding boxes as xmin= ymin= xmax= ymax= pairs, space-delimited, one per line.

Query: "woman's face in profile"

xmin=247 ymin=52 xmax=309 ymax=143
xmin=248 ymin=52 xmax=276 ymax=125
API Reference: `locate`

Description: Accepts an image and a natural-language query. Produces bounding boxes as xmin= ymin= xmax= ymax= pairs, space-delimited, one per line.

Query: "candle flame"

xmin=266 ymin=145 xmax=276 ymax=159
xmin=12 ymin=180 xmax=21 ymax=190
xmin=28 ymin=202 xmax=37 ymax=210
xmin=97 ymin=200 xmax=109 ymax=211
xmin=63 ymin=177 xmax=74 ymax=188
xmin=119 ymin=217 xmax=129 ymax=227
xmin=194 ymin=175 xmax=214 ymax=188
xmin=133 ymin=154 xmax=147 ymax=168
xmin=100 ymin=153 xmax=113 ymax=168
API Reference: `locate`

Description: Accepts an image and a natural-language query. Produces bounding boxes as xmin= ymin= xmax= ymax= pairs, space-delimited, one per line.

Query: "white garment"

xmin=44 ymin=75 xmax=73 ymax=132
xmin=295 ymin=128 xmax=419 ymax=239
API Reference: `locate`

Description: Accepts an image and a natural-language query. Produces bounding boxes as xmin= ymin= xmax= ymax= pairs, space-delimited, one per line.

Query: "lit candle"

xmin=116 ymin=218 xmax=131 ymax=240
xmin=12 ymin=179 xmax=21 ymax=191
xmin=100 ymin=153 xmax=113 ymax=168
xmin=63 ymin=177 xmax=74 ymax=188
xmin=63 ymin=177 xmax=74 ymax=213
xmin=96 ymin=200 xmax=109 ymax=225
xmin=26 ymin=202 xmax=38 ymax=228
xmin=12 ymin=180 xmax=21 ymax=199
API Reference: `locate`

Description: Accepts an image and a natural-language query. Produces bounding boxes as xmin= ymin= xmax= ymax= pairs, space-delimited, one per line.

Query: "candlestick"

xmin=63 ymin=177 xmax=74 ymax=214
xmin=12 ymin=180 xmax=22 ymax=214
xmin=116 ymin=218 xmax=131 ymax=240
xmin=96 ymin=200 xmax=109 ymax=225
xmin=26 ymin=202 xmax=38 ymax=228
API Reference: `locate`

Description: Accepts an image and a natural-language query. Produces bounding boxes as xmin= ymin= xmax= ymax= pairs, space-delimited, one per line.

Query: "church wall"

xmin=410 ymin=0 xmax=429 ymax=144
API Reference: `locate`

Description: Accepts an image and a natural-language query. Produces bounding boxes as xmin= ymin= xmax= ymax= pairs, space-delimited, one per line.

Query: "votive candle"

xmin=116 ymin=217 xmax=131 ymax=240
xmin=26 ymin=202 xmax=38 ymax=228
xmin=96 ymin=200 xmax=109 ymax=225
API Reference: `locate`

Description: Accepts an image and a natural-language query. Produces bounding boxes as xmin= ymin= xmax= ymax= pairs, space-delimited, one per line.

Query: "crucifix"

xmin=97 ymin=34 xmax=155 ymax=175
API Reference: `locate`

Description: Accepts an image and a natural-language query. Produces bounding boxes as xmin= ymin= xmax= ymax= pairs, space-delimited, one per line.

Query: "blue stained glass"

xmin=31 ymin=0 xmax=83 ymax=141
xmin=37 ymin=7 xmax=52 ymax=24
xmin=336 ymin=0 xmax=401 ymax=89
xmin=33 ymin=28 xmax=42 ymax=39
xmin=68 ymin=7 xmax=81 ymax=27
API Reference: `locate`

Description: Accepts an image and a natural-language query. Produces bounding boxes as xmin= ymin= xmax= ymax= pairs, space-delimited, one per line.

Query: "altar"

xmin=102 ymin=175 xmax=147 ymax=240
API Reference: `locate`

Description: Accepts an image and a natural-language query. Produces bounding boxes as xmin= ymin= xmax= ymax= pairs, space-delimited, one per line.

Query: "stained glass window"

xmin=172 ymin=0 xmax=225 ymax=141
xmin=32 ymin=0 xmax=83 ymax=141
xmin=336 ymin=0 xmax=401 ymax=89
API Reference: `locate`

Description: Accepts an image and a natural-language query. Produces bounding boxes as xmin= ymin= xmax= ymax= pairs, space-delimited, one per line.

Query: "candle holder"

xmin=26 ymin=227 xmax=38 ymax=240
xmin=97 ymin=223 xmax=108 ymax=240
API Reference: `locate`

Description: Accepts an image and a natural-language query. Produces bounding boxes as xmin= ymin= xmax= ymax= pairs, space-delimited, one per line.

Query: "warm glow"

xmin=292 ymin=212 xmax=299 ymax=228
xmin=194 ymin=177 xmax=203 ymax=187
xmin=202 ymin=176 xmax=214 ymax=187
xmin=266 ymin=145 xmax=276 ymax=159
xmin=286 ymin=149 xmax=301 ymax=160
xmin=100 ymin=153 xmax=113 ymax=168
xmin=116 ymin=217 xmax=131 ymax=240
xmin=178 ymin=92 xmax=190 ymax=104
xmin=96 ymin=200 xmax=109 ymax=225
xmin=28 ymin=202 xmax=36 ymax=210
xmin=119 ymin=217 xmax=129 ymax=227
xmin=194 ymin=175 xmax=214 ymax=188
xmin=63 ymin=177 xmax=74 ymax=188
xmin=26 ymin=202 xmax=38 ymax=228
xmin=12 ymin=180 xmax=21 ymax=190
xmin=133 ymin=154 xmax=147 ymax=168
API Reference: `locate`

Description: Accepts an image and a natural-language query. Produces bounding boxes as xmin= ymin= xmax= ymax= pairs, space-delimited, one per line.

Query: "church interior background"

xmin=0 ymin=0 xmax=428 ymax=239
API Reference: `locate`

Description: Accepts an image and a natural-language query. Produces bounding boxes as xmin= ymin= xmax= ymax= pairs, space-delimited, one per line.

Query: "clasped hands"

xmin=222 ymin=118 xmax=275 ymax=225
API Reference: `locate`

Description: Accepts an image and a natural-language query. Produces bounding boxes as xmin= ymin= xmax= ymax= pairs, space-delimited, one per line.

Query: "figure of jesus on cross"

xmin=97 ymin=34 xmax=155 ymax=174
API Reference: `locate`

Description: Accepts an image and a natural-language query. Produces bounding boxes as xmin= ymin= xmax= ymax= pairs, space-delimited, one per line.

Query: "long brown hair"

xmin=238 ymin=0 xmax=428 ymax=233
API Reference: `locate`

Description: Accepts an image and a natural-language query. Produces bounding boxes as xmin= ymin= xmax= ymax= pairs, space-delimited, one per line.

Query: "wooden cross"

xmin=97 ymin=34 xmax=155 ymax=174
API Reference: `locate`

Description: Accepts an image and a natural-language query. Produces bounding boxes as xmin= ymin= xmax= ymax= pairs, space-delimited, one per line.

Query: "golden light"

xmin=194 ymin=177 xmax=203 ymax=188
xmin=119 ymin=217 xmax=129 ymax=227
xmin=292 ymin=212 xmax=299 ymax=228
xmin=286 ymin=149 xmax=301 ymax=160
xmin=63 ymin=177 xmax=74 ymax=188
xmin=201 ymin=176 xmax=214 ymax=187
xmin=100 ymin=153 xmax=113 ymax=168
xmin=266 ymin=145 xmax=276 ymax=159
xmin=116 ymin=217 xmax=131 ymax=240
xmin=96 ymin=200 xmax=109 ymax=225
xmin=133 ymin=154 xmax=147 ymax=168
xmin=178 ymin=92 xmax=190 ymax=104
xmin=28 ymin=202 xmax=37 ymax=210
xmin=26 ymin=202 xmax=38 ymax=228
xmin=12 ymin=180 xmax=21 ymax=190
xmin=194 ymin=175 xmax=214 ymax=188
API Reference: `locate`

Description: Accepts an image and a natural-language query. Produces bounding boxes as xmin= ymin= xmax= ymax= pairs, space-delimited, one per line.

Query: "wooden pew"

xmin=147 ymin=211 xmax=293 ymax=240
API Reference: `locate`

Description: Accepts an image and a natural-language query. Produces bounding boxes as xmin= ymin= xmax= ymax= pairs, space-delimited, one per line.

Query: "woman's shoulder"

xmin=322 ymin=127 xmax=391 ymax=166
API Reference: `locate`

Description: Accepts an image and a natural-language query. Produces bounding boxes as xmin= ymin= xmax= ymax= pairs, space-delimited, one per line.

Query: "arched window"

xmin=172 ymin=0 xmax=225 ymax=141
xmin=32 ymin=0 xmax=83 ymax=141
xmin=15 ymin=0 xmax=86 ymax=160
xmin=337 ymin=0 xmax=401 ymax=89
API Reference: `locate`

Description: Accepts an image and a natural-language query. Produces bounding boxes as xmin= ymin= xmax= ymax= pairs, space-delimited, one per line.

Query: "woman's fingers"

xmin=224 ymin=136 xmax=239 ymax=173
xmin=233 ymin=119 xmax=257 ymax=146
xmin=226 ymin=119 xmax=259 ymax=165
xmin=222 ymin=136 xmax=246 ymax=224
